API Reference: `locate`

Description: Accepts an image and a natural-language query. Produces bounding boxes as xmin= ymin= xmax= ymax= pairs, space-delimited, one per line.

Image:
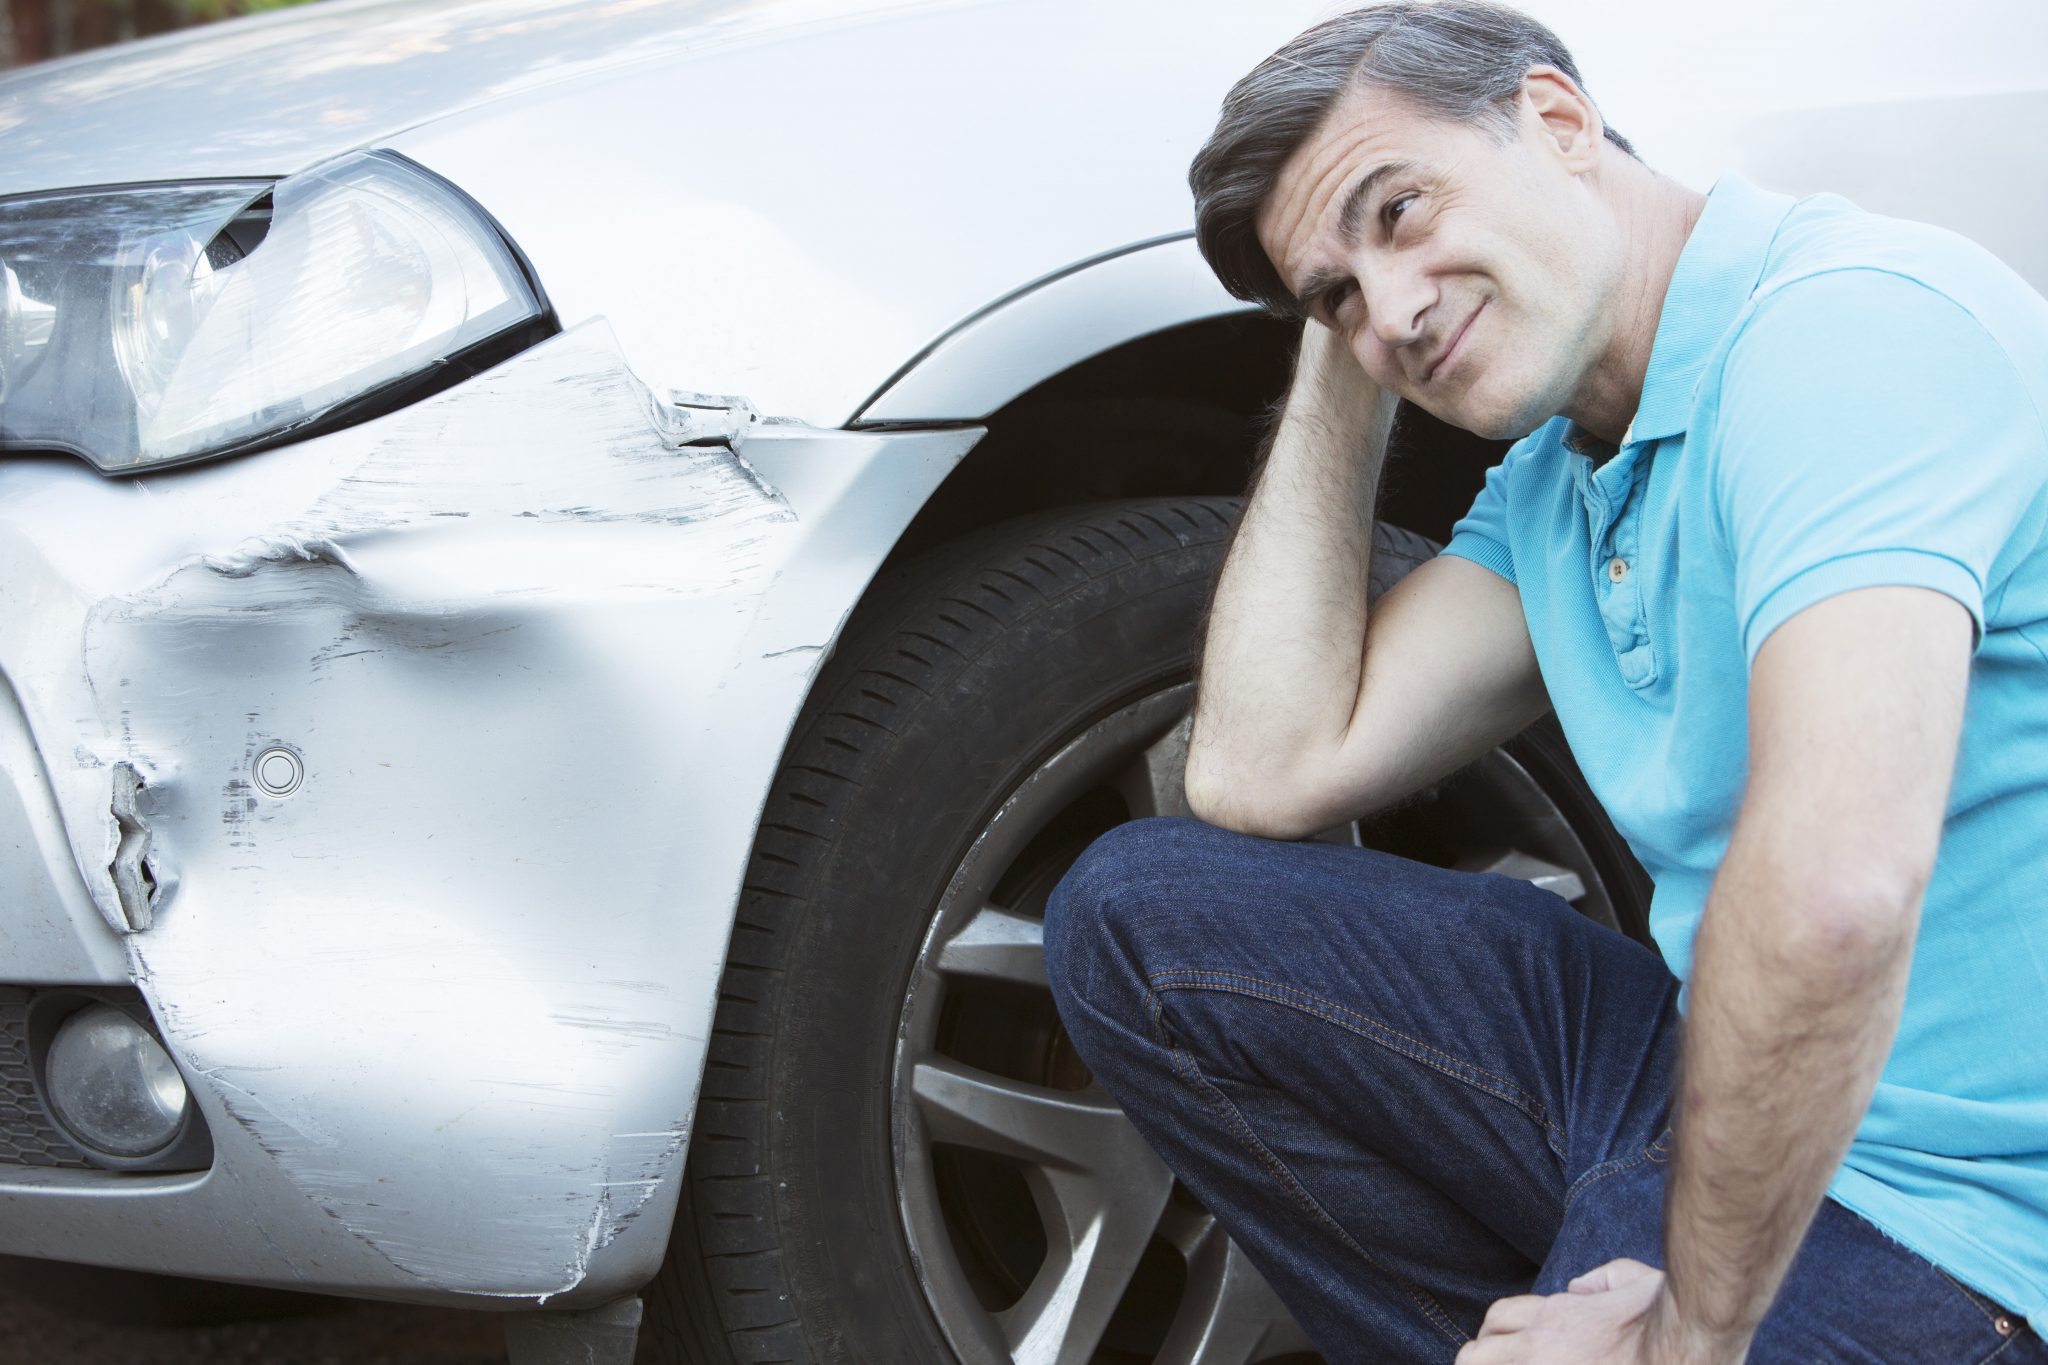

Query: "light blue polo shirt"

xmin=1441 ymin=175 xmax=2048 ymax=1325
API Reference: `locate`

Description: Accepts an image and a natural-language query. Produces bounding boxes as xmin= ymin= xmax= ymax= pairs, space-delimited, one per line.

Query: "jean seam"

xmin=1142 ymin=981 xmax=1471 ymax=1352
xmin=1562 ymin=1147 xmax=1655 ymax=1209
xmin=1937 ymin=1266 xmax=2005 ymax=1332
xmin=1148 ymin=967 xmax=1569 ymax=1149
xmin=1974 ymin=1331 xmax=2024 ymax=1365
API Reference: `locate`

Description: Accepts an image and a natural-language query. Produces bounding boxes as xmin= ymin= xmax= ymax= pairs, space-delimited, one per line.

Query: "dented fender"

xmin=0 ymin=323 xmax=978 ymax=1303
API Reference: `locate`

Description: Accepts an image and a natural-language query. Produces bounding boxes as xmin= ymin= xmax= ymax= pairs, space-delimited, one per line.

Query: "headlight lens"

xmin=0 ymin=151 xmax=546 ymax=473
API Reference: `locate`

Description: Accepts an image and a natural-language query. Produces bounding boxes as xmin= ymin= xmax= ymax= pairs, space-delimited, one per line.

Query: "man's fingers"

xmin=1454 ymin=1335 xmax=1509 ymax=1365
xmin=1477 ymin=1293 xmax=1542 ymax=1336
xmin=1567 ymin=1257 xmax=1661 ymax=1294
xmin=1566 ymin=1267 xmax=1610 ymax=1294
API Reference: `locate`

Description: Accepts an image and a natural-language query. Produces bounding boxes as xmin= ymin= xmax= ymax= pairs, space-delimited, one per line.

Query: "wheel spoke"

xmin=1152 ymin=1194 xmax=1216 ymax=1262
xmin=998 ymin=1160 xmax=1174 ymax=1365
xmin=1113 ymin=714 xmax=1193 ymax=820
xmin=910 ymin=1056 xmax=1126 ymax=1171
xmin=1155 ymin=1216 xmax=1316 ymax=1365
xmin=1456 ymin=847 xmax=1586 ymax=903
xmin=933 ymin=904 xmax=1047 ymax=988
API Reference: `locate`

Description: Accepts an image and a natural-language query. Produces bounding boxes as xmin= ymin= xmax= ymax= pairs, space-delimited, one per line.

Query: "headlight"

xmin=0 ymin=151 xmax=548 ymax=473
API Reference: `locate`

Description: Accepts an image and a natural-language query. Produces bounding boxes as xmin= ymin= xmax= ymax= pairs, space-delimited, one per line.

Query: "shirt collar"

xmin=1627 ymin=173 xmax=1798 ymax=444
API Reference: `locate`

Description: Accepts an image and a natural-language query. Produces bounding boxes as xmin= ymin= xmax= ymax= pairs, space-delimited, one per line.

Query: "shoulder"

xmin=1725 ymin=193 xmax=2047 ymax=385
xmin=1728 ymin=267 xmax=1999 ymax=382
xmin=1711 ymin=255 xmax=2043 ymax=449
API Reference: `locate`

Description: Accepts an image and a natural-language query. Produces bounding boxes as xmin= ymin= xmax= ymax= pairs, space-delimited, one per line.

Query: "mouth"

xmin=1423 ymin=299 xmax=1486 ymax=384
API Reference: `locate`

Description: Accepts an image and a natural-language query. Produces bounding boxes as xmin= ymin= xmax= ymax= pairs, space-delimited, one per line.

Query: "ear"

xmin=1518 ymin=65 xmax=1604 ymax=171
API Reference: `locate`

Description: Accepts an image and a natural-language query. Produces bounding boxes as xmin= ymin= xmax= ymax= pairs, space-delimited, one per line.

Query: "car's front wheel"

xmin=641 ymin=499 xmax=1648 ymax=1365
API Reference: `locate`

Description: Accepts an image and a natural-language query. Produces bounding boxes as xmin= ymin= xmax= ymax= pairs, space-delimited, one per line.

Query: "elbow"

xmin=1802 ymin=885 xmax=1924 ymax=966
xmin=1751 ymin=863 xmax=1928 ymax=984
xmin=1182 ymin=750 xmax=1338 ymax=843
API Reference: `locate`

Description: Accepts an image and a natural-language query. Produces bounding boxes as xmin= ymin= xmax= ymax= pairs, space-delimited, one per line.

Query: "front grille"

xmin=0 ymin=987 xmax=88 ymax=1169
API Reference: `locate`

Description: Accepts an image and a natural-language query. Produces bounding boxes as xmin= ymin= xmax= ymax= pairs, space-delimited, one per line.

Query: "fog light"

xmin=44 ymin=1005 xmax=188 ymax=1158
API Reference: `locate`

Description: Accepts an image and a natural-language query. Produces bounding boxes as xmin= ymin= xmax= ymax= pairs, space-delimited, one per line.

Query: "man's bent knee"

xmin=1045 ymin=818 xmax=1213 ymax=996
xmin=1043 ymin=818 xmax=1253 ymax=1068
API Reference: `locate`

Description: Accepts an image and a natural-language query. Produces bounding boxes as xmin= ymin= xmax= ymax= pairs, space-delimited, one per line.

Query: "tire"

xmin=640 ymin=498 xmax=1647 ymax=1364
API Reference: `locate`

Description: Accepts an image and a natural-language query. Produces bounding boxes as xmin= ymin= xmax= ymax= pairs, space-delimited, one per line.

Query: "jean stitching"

xmin=1142 ymin=983 xmax=1470 ymax=1350
xmin=1562 ymin=1147 xmax=1654 ymax=1209
xmin=1937 ymin=1267 xmax=2005 ymax=1332
xmin=1974 ymin=1331 xmax=2024 ymax=1365
xmin=1147 ymin=967 xmax=1568 ymax=1143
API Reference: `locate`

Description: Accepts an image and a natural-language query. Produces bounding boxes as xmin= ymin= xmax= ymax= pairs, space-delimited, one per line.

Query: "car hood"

xmin=0 ymin=0 xmax=1332 ymax=427
xmin=0 ymin=0 xmax=986 ymax=195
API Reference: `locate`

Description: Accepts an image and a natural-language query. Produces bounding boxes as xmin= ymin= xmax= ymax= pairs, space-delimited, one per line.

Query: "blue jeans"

xmin=1044 ymin=818 xmax=2045 ymax=1365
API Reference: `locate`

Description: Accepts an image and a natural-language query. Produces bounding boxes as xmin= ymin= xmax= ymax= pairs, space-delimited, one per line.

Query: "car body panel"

xmin=853 ymin=233 xmax=1240 ymax=424
xmin=0 ymin=0 xmax=995 ymax=194
xmin=0 ymin=677 xmax=128 ymax=984
xmin=0 ymin=322 xmax=976 ymax=1303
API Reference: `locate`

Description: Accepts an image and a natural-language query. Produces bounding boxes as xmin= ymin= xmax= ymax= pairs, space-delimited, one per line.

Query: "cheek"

xmin=1348 ymin=333 xmax=1403 ymax=388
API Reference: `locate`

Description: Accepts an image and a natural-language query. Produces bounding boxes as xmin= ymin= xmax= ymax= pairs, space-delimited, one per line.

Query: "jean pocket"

xmin=1934 ymin=1267 xmax=2032 ymax=1360
xmin=1752 ymin=1200 xmax=2038 ymax=1365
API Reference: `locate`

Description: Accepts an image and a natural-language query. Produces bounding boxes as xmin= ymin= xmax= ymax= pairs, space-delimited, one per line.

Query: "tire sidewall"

xmin=739 ymin=504 xmax=1238 ymax=1362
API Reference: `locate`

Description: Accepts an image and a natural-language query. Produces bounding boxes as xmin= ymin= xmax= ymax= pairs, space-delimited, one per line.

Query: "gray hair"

xmin=1189 ymin=0 xmax=1636 ymax=315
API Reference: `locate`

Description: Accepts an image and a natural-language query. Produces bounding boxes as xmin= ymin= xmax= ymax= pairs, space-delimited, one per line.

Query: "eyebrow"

xmin=1290 ymin=158 xmax=1419 ymax=315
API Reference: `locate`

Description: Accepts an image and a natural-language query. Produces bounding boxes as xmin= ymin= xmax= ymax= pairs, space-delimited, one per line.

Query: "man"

xmin=1042 ymin=2 xmax=2048 ymax=1362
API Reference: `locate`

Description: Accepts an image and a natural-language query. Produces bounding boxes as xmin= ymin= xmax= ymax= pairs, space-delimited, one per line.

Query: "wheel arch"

xmin=855 ymin=236 xmax=1511 ymax=572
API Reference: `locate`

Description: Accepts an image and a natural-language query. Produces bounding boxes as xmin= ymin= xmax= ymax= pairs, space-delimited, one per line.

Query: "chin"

xmin=1418 ymin=390 xmax=1550 ymax=442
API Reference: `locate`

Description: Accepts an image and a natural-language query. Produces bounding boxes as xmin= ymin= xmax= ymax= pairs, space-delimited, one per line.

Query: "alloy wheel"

xmin=891 ymin=684 xmax=1623 ymax=1364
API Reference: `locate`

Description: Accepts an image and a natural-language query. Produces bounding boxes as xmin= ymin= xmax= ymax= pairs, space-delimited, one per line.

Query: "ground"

xmin=0 ymin=1259 xmax=509 ymax=1364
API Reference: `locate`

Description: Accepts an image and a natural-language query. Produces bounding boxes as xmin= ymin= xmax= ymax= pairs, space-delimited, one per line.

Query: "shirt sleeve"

xmin=1439 ymin=452 xmax=1518 ymax=585
xmin=1711 ymin=268 xmax=2048 ymax=666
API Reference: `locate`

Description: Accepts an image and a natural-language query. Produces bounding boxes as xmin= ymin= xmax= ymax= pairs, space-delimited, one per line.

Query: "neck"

xmin=1565 ymin=163 xmax=1707 ymax=445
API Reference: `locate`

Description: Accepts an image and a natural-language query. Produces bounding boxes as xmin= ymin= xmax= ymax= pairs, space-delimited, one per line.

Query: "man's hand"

xmin=1290 ymin=314 xmax=1387 ymax=432
xmin=1458 ymin=1260 xmax=1737 ymax=1365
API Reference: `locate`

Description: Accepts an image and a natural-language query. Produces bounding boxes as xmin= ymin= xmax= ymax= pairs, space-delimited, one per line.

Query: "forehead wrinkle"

xmin=1264 ymin=92 xmax=1414 ymax=303
xmin=1336 ymin=159 xmax=1418 ymax=248
xmin=1261 ymin=79 xmax=1443 ymax=310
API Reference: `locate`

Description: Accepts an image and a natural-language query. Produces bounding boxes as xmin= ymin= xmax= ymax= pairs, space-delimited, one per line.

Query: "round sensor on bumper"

xmin=253 ymin=745 xmax=303 ymax=797
xmin=43 ymin=1003 xmax=190 ymax=1159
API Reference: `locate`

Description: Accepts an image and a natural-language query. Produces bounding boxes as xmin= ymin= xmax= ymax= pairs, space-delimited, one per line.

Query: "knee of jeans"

xmin=1044 ymin=817 xmax=1224 ymax=1030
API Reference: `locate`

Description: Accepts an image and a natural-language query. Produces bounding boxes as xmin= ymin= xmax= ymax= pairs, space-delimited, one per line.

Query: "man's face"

xmin=1255 ymin=78 xmax=1618 ymax=439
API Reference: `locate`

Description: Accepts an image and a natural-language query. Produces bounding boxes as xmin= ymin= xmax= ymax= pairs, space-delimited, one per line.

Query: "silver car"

xmin=1 ymin=1 xmax=2041 ymax=1361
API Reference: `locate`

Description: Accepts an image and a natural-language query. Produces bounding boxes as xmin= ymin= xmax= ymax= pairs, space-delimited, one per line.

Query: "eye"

xmin=1382 ymin=193 xmax=1419 ymax=230
xmin=1318 ymin=279 xmax=1359 ymax=326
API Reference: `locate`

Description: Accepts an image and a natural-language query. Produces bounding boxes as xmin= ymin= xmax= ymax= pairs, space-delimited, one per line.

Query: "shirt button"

xmin=1607 ymin=557 xmax=1630 ymax=583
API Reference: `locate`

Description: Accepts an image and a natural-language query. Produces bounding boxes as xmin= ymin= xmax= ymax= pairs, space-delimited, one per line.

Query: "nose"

xmin=1361 ymin=265 xmax=1435 ymax=354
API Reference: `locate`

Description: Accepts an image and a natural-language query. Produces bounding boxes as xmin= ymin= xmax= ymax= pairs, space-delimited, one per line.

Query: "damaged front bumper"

xmin=0 ymin=323 xmax=976 ymax=1306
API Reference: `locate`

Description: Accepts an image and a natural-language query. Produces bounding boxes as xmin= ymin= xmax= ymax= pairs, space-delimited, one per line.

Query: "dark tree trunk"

xmin=72 ymin=0 xmax=120 ymax=50
xmin=7 ymin=0 xmax=53 ymax=64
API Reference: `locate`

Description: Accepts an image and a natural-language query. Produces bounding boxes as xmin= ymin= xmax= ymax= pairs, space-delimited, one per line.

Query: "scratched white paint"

xmin=0 ymin=323 xmax=977 ymax=1299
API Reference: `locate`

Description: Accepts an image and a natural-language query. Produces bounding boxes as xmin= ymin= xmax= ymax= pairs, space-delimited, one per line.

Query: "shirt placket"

xmin=1577 ymin=448 xmax=1659 ymax=689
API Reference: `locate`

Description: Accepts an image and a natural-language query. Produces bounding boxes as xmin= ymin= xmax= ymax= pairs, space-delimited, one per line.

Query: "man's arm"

xmin=1462 ymin=584 xmax=1972 ymax=1365
xmin=1648 ymin=584 xmax=1971 ymax=1358
xmin=1184 ymin=321 xmax=1548 ymax=839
